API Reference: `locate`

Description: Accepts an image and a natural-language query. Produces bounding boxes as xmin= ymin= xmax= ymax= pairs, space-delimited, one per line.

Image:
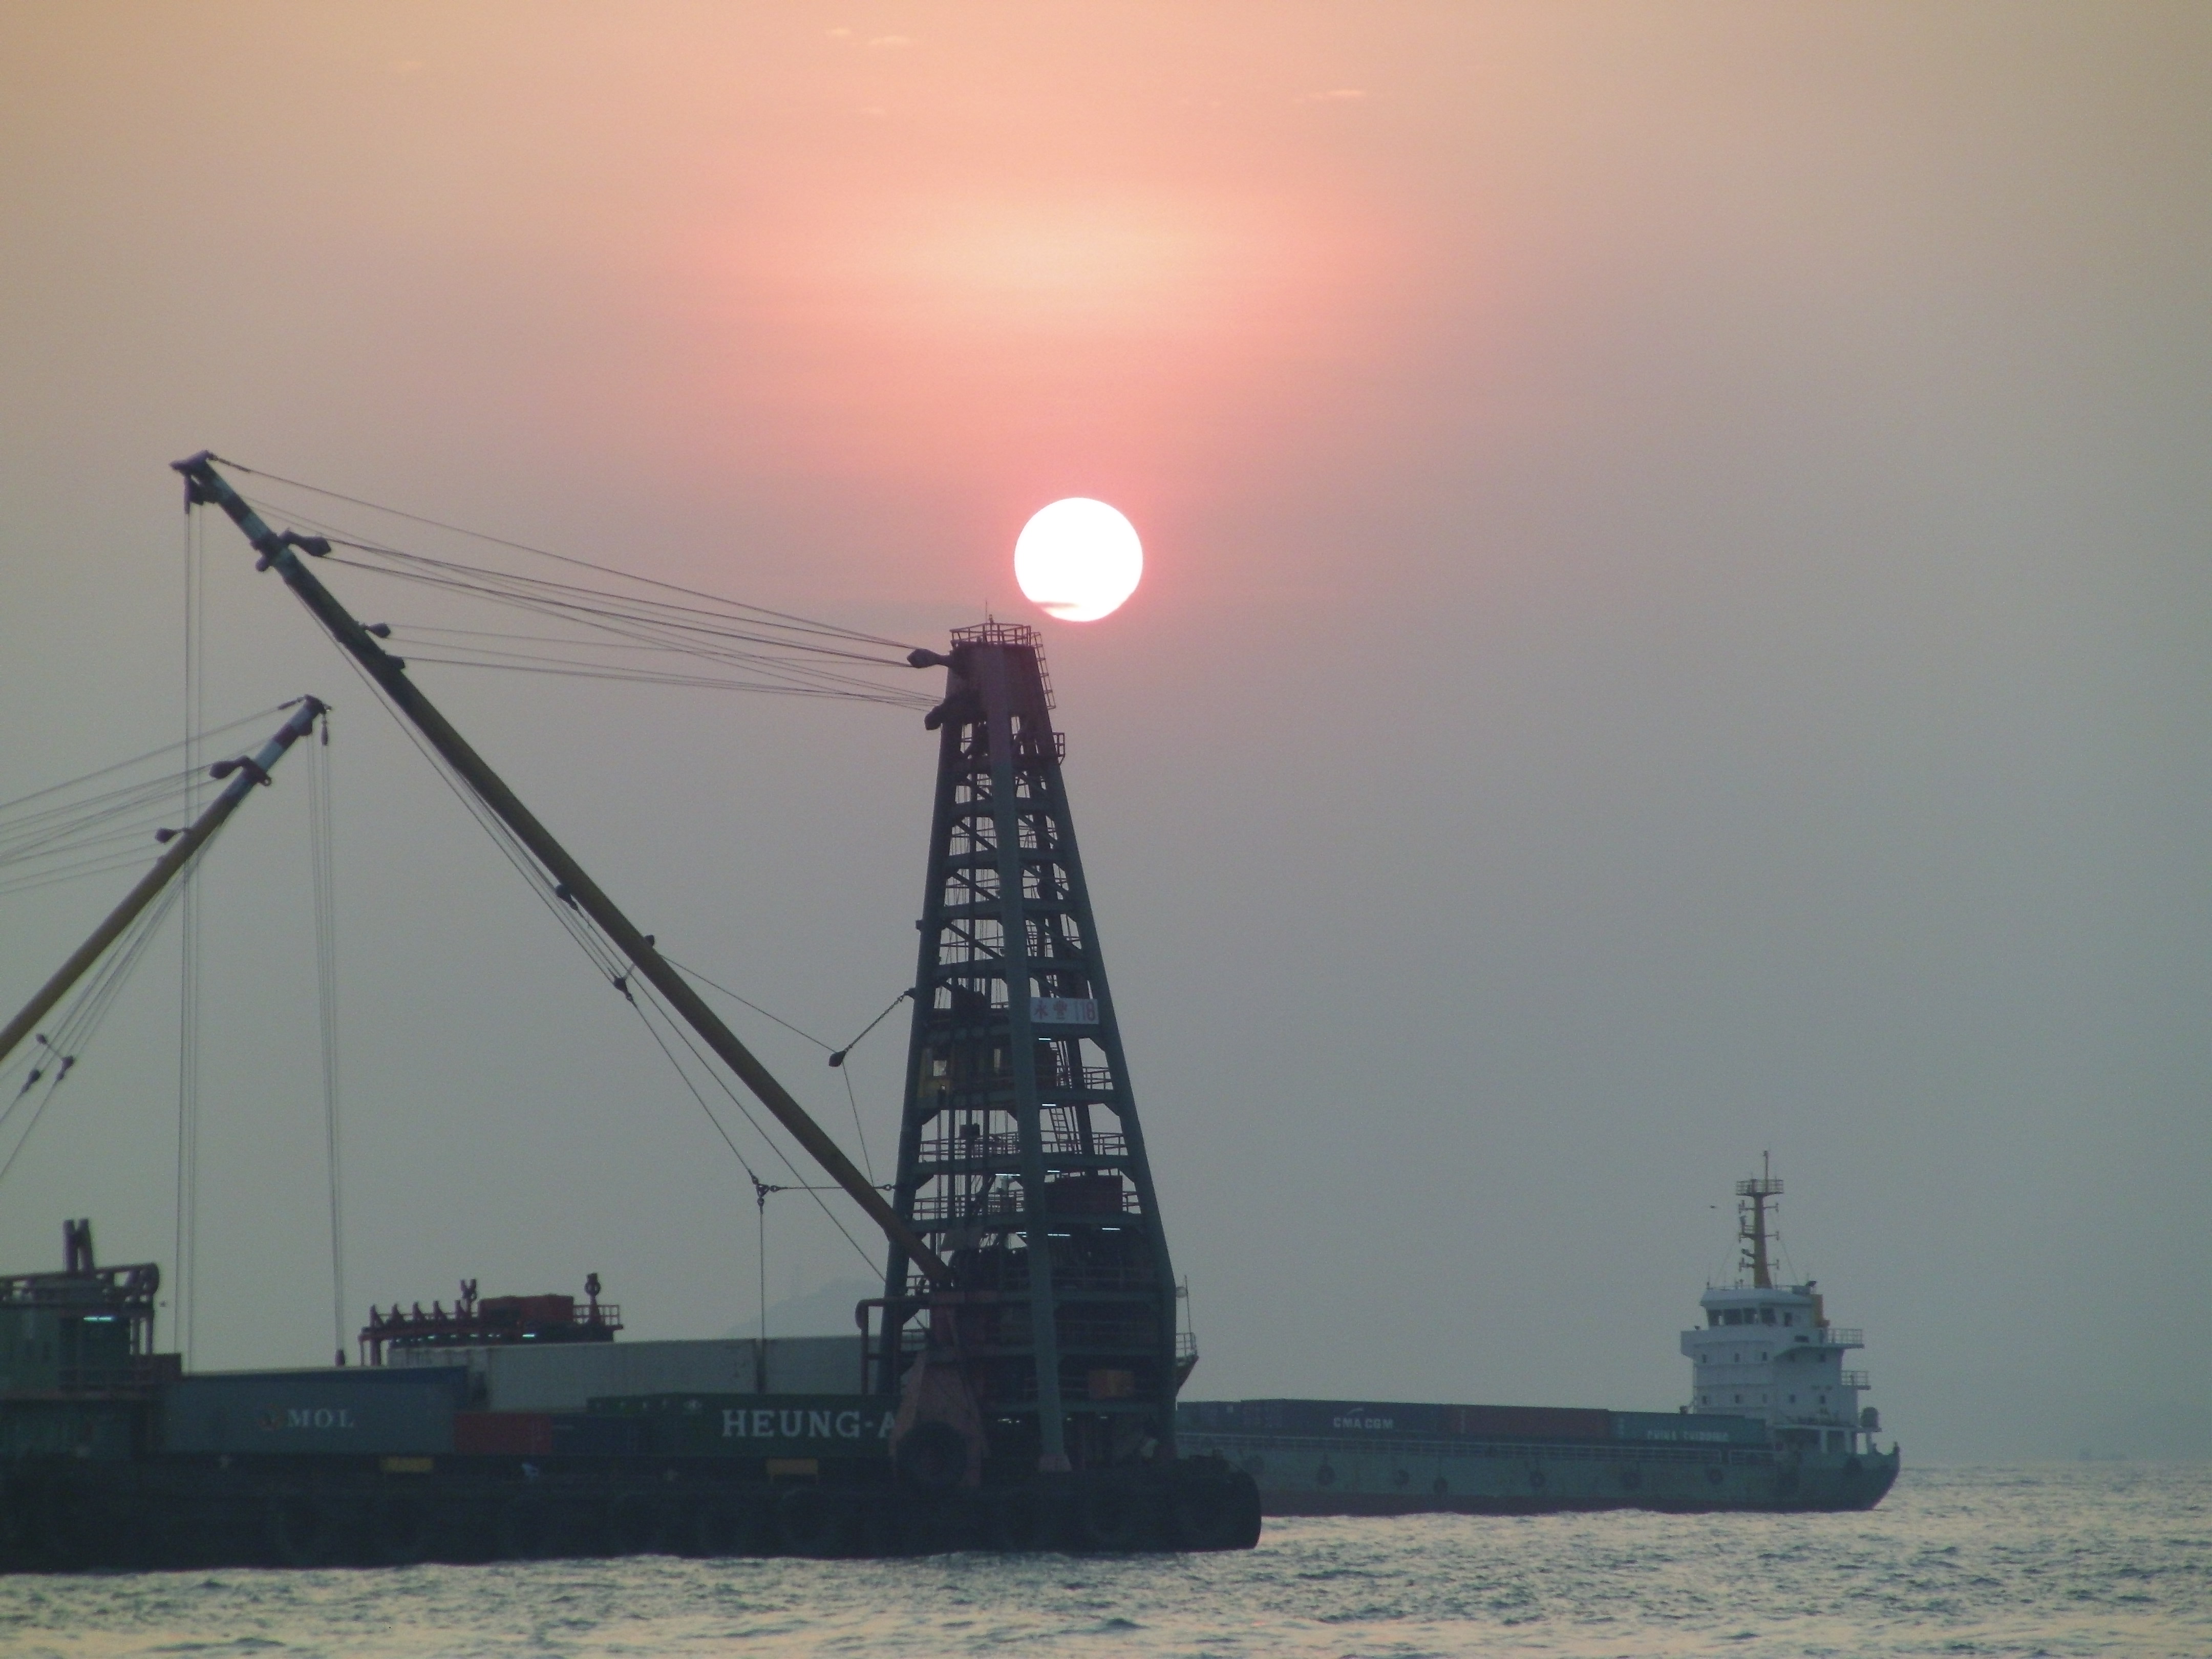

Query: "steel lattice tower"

xmin=874 ymin=622 xmax=1179 ymax=1473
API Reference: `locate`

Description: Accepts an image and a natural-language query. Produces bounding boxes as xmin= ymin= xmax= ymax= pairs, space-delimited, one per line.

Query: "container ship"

xmin=1178 ymin=1163 xmax=1900 ymax=1514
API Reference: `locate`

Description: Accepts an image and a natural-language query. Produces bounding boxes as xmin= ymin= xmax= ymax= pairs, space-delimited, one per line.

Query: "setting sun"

xmin=1013 ymin=498 xmax=1142 ymax=621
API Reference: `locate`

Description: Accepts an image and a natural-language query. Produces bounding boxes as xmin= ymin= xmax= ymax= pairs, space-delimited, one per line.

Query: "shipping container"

xmin=1610 ymin=1411 xmax=1769 ymax=1447
xmin=451 ymin=1410 xmax=649 ymax=1457
xmin=385 ymin=1335 xmax=863 ymax=1410
xmin=1446 ymin=1404 xmax=1613 ymax=1442
xmin=589 ymin=1393 xmax=896 ymax=1458
xmin=0 ymin=1397 xmax=142 ymax=1461
xmin=1177 ymin=1400 xmax=1616 ymax=1443
xmin=1176 ymin=1400 xmax=1242 ymax=1433
xmin=549 ymin=1413 xmax=646 ymax=1457
xmin=160 ymin=1367 xmax=468 ymax=1456
xmin=1215 ymin=1400 xmax=1453 ymax=1438
xmin=453 ymin=1410 xmax=553 ymax=1456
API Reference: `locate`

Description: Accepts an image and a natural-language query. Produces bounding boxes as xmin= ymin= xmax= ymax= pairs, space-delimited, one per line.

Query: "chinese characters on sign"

xmin=1029 ymin=996 xmax=1099 ymax=1027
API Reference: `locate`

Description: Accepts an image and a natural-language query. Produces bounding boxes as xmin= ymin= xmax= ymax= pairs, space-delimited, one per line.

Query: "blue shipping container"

xmin=161 ymin=1368 xmax=469 ymax=1456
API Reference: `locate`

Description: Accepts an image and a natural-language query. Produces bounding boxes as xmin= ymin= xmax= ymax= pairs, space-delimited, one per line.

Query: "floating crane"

xmin=0 ymin=454 xmax=1259 ymax=1563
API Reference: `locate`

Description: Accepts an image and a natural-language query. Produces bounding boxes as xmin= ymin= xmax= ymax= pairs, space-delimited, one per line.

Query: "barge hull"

xmin=1181 ymin=1432 xmax=1899 ymax=1515
xmin=0 ymin=1454 xmax=1261 ymax=1570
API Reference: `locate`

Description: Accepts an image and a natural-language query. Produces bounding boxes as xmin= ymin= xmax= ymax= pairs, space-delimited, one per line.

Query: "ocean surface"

xmin=3 ymin=1465 xmax=2203 ymax=1659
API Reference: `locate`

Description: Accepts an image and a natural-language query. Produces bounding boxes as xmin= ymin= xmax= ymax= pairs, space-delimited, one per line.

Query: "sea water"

xmin=2 ymin=1465 xmax=2203 ymax=1657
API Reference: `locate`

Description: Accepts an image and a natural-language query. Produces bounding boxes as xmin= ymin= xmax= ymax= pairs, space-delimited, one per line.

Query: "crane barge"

xmin=0 ymin=457 xmax=1259 ymax=1568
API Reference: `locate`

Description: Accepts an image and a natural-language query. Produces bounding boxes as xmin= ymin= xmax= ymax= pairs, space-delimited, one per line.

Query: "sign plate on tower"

xmin=1030 ymin=996 xmax=1098 ymax=1027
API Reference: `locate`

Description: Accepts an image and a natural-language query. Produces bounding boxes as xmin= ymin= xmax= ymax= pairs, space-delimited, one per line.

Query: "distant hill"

xmin=725 ymin=1279 xmax=880 ymax=1340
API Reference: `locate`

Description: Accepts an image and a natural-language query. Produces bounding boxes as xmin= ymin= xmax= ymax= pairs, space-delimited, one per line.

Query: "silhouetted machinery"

xmin=871 ymin=624 xmax=1184 ymax=1482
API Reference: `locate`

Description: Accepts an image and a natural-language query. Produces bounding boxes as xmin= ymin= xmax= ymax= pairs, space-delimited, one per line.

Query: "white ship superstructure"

xmin=1681 ymin=1160 xmax=1879 ymax=1455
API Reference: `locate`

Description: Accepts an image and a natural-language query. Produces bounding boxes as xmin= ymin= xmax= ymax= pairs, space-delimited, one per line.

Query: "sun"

xmin=1014 ymin=499 xmax=1142 ymax=622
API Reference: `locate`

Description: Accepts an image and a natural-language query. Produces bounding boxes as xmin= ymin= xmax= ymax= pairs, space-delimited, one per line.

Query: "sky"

xmin=1 ymin=3 xmax=2206 ymax=1464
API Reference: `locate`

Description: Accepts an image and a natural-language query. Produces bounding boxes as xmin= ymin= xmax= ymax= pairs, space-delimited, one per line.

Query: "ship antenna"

xmin=1735 ymin=1152 xmax=1783 ymax=1289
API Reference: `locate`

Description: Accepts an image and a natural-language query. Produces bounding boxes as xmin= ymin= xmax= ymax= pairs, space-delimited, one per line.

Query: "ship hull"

xmin=0 ymin=1454 xmax=1262 ymax=1570
xmin=1180 ymin=1432 xmax=1899 ymax=1516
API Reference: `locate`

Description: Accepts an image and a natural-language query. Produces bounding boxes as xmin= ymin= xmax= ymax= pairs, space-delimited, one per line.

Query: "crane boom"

xmin=0 ymin=697 xmax=326 ymax=1069
xmin=172 ymin=453 xmax=952 ymax=1286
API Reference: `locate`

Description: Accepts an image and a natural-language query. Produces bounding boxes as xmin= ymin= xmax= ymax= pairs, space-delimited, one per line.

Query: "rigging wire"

xmin=664 ymin=962 xmax=902 ymax=1186
xmin=0 ymin=706 xmax=286 ymax=819
xmin=177 ymin=496 xmax=204 ymax=1365
xmin=308 ymin=709 xmax=346 ymax=1366
xmin=0 ymin=822 xmax=195 ymax=1189
xmin=214 ymin=457 xmax=919 ymax=651
xmin=826 ymin=988 xmax=912 ymax=1186
xmin=622 ymin=975 xmax=880 ymax=1274
xmin=165 ymin=473 xmax=928 ymax=1295
xmin=374 ymin=653 xmax=917 ymax=705
xmin=303 ymin=552 xmax=927 ymax=704
xmin=307 ymin=544 xmax=918 ymax=671
xmin=840 ymin=1068 xmax=876 ymax=1187
xmin=310 ymin=628 xmax=878 ymax=1266
xmin=0 ymin=712 xmax=294 ymax=899
xmin=203 ymin=478 xmax=932 ymax=708
xmin=667 ymin=960 xmax=837 ymax=1054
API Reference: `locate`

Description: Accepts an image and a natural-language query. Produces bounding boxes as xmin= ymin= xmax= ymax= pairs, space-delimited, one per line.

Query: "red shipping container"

xmin=1447 ymin=1405 xmax=1612 ymax=1442
xmin=453 ymin=1411 xmax=555 ymax=1456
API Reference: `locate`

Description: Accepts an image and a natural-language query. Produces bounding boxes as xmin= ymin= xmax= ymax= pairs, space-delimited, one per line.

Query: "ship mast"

xmin=1735 ymin=1152 xmax=1782 ymax=1289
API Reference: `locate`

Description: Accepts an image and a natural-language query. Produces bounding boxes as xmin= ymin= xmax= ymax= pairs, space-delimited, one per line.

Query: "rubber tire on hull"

xmin=268 ymin=1495 xmax=337 ymax=1568
xmin=692 ymin=1493 xmax=762 ymax=1558
xmin=608 ymin=1491 xmax=681 ymax=1557
xmin=88 ymin=1497 xmax=163 ymax=1570
xmin=35 ymin=1490 xmax=89 ymax=1571
xmin=911 ymin=1491 xmax=983 ymax=1553
xmin=895 ymin=1422 xmax=967 ymax=1492
xmin=371 ymin=1493 xmax=435 ymax=1565
xmin=495 ymin=1504 xmax=570 ymax=1566
xmin=1074 ymin=1486 xmax=1144 ymax=1552
xmin=1168 ymin=1482 xmax=1260 ymax=1552
xmin=773 ymin=1485 xmax=848 ymax=1557
xmin=860 ymin=1488 xmax=932 ymax=1557
xmin=435 ymin=1500 xmax=500 ymax=1565
xmin=986 ymin=1487 xmax=1044 ymax=1551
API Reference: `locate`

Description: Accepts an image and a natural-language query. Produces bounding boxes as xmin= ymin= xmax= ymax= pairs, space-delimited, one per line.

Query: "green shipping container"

xmin=587 ymin=1393 xmax=895 ymax=1459
xmin=1610 ymin=1410 xmax=1769 ymax=1447
xmin=0 ymin=1397 xmax=142 ymax=1461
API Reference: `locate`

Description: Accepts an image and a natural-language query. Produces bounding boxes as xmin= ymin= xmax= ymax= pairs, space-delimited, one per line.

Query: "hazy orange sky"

xmin=2 ymin=5 xmax=2207 ymax=1462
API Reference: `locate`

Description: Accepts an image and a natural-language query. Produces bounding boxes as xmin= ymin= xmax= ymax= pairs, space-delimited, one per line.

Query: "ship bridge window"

xmin=1708 ymin=1312 xmax=1721 ymax=1327
xmin=1783 ymin=1313 xmax=1795 ymax=1326
xmin=1760 ymin=1308 xmax=1776 ymax=1325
